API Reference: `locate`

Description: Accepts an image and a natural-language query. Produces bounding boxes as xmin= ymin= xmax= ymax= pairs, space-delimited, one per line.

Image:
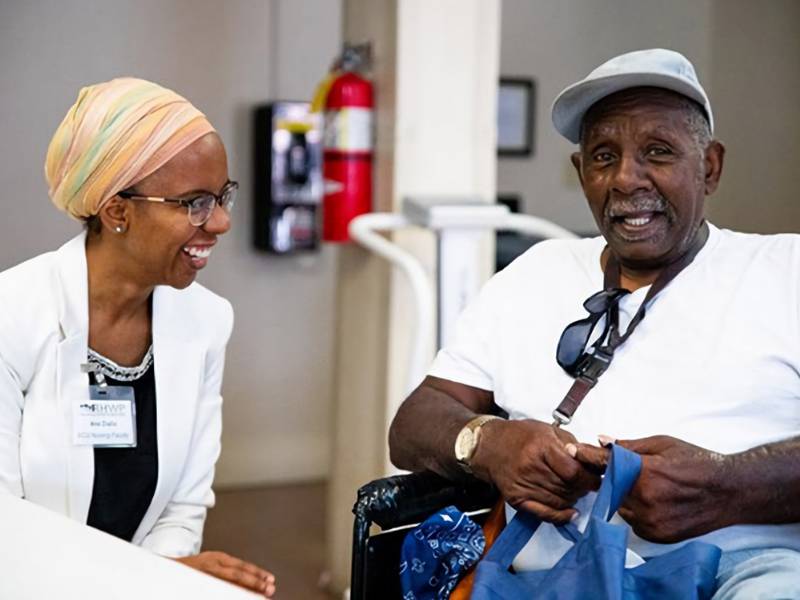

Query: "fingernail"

xmin=570 ymin=510 xmax=581 ymax=523
xmin=598 ymin=434 xmax=616 ymax=447
xmin=565 ymin=443 xmax=577 ymax=458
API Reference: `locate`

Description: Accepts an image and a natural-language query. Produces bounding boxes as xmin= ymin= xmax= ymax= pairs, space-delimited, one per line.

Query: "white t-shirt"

xmin=429 ymin=223 xmax=800 ymax=567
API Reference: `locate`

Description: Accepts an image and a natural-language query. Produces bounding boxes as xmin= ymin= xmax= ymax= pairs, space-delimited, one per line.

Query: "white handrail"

xmin=348 ymin=213 xmax=435 ymax=395
xmin=348 ymin=211 xmax=579 ymax=394
xmin=502 ymin=213 xmax=579 ymax=240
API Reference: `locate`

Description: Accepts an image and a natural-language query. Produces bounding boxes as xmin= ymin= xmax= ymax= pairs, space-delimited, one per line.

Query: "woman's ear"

xmin=96 ymin=196 xmax=129 ymax=234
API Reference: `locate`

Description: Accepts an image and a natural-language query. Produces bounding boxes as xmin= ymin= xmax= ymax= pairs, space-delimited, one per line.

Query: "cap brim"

xmin=551 ymin=72 xmax=712 ymax=144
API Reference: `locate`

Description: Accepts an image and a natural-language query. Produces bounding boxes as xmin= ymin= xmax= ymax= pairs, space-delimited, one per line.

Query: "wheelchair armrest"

xmin=352 ymin=470 xmax=498 ymax=531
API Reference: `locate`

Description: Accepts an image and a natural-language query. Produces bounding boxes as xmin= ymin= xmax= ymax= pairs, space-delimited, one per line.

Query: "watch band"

xmin=455 ymin=414 xmax=501 ymax=472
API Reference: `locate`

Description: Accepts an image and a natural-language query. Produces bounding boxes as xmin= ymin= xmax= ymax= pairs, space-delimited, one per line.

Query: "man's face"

xmin=572 ymin=88 xmax=723 ymax=271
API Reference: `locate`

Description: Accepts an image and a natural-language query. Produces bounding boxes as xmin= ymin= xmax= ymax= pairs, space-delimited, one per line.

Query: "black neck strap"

xmin=552 ymin=222 xmax=709 ymax=427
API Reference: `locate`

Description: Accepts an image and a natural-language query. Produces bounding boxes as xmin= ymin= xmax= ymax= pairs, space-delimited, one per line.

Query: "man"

xmin=389 ymin=49 xmax=800 ymax=596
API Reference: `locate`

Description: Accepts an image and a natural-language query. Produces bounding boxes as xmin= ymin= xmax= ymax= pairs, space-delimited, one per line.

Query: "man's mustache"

xmin=605 ymin=195 xmax=668 ymax=218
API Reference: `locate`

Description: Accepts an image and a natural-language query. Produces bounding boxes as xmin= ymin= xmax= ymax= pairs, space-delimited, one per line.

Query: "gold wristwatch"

xmin=454 ymin=414 xmax=500 ymax=472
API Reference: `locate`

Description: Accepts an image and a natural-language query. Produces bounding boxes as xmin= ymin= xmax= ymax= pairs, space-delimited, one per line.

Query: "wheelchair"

xmin=350 ymin=470 xmax=498 ymax=599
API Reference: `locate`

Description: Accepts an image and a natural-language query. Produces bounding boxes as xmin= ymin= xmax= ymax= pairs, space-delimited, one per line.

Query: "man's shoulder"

xmin=499 ymin=236 xmax=603 ymax=280
xmin=714 ymin=227 xmax=800 ymax=263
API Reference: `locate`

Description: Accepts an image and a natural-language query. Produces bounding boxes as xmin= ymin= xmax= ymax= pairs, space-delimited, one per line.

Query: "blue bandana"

xmin=399 ymin=505 xmax=486 ymax=599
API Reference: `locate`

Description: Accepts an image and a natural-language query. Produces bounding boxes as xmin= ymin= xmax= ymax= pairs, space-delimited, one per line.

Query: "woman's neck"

xmin=85 ymin=233 xmax=153 ymax=323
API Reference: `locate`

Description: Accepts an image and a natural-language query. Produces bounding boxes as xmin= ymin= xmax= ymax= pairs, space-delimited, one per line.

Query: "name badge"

xmin=73 ymin=385 xmax=137 ymax=448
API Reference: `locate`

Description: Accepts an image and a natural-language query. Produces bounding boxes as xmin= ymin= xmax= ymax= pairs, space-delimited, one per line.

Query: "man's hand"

xmin=472 ymin=419 xmax=602 ymax=523
xmin=575 ymin=435 xmax=732 ymax=543
xmin=174 ymin=551 xmax=276 ymax=597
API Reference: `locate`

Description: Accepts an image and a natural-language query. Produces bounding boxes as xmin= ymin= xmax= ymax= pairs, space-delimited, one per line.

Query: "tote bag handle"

xmin=484 ymin=445 xmax=642 ymax=570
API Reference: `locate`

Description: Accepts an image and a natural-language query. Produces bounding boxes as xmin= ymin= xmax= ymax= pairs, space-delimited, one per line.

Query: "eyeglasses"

xmin=118 ymin=180 xmax=238 ymax=227
xmin=556 ymin=288 xmax=629 ymax=377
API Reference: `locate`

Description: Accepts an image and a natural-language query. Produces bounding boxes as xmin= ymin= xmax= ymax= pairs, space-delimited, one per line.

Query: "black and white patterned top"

xmin=86 ymin=345 xmax=159 ymax=542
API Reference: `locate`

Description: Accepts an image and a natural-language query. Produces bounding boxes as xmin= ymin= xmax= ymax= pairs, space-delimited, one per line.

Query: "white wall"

xmin=498 ymin=0 xmax=713 ymax=233
xmin=0 ymin=0 xmax=342 ymax=486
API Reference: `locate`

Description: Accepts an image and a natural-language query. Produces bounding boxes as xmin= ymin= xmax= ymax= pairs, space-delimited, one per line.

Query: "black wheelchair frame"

xmin=350 ymin=470 xmax=498 ymax=599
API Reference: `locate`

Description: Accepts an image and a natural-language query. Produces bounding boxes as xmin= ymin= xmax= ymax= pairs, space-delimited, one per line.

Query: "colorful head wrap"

xmin=45 ymin=77 xmax=215 ymax=220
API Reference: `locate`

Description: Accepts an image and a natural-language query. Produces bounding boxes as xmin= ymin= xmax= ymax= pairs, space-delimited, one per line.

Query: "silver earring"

xmin=114 ymin=225 xmax=124 ymax=233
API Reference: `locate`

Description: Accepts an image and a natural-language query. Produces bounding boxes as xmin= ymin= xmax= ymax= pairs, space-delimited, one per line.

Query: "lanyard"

xmin=552 ymin=222 xmax=709 ymax=428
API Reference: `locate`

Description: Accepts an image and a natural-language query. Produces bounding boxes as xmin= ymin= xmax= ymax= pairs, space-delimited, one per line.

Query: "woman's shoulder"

xmin=0 ymin=249 xmax=59 ymax=288
xmin=0 ymin=250 xmax=61 ymax=320
xmin=0 ymin=250 xmax=62 ymax=385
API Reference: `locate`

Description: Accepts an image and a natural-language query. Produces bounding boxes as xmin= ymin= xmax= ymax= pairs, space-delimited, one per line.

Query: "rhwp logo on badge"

xmin=79 ymin=403 xmax=126 ymax=416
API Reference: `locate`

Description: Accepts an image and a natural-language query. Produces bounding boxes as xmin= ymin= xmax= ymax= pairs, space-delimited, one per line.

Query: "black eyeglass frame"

xmin=117 ymin=180 xmax=238 ymax=226
xmin=556 ymin=288 xmax=629 ymax=378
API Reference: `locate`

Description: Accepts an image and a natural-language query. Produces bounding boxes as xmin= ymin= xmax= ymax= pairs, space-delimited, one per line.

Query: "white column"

xmin=326 ymin=0 xmax=500 ymax=592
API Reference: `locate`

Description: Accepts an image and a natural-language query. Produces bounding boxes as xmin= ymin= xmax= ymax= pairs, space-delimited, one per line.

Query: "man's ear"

xmin=570 ymin=152 xmax=585 ymax=187
xmin=703 ymin=140 xmax=725 ymax=195
xmin=97 ymin=196 xmax=129 ymax=234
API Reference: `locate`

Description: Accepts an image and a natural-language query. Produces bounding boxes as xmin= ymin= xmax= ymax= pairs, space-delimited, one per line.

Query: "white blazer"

xmin=0 ymin=232 xmax=233 ymax=557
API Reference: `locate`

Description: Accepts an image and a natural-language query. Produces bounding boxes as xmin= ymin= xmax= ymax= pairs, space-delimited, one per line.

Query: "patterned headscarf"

xmin=45 ymin=77 xmax=215 ymax=220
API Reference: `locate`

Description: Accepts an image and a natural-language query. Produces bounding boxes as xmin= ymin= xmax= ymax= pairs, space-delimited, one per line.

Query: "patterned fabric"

xmin=87 ymin=345 xmax=154 ymax=382
xmin=400 ymin=505 xmax=486 ymax=600
xmin=45 ymin=77 xmax=214 ymax=220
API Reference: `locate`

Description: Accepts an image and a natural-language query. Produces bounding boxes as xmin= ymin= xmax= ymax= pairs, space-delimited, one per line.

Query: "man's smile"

xmin=605 ymin=195 xmax=671 ymax=242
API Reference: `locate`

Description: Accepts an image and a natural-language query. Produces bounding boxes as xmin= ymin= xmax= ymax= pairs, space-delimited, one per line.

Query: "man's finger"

xmin=617 ymin=505 xmax=635 ymax=524
xmin=518 ymin=486 xmax=575 ymax=510
xmin=543 ymin=442 xmax=590 ymax=483
xmin=613 ymin=436 xmax=664 ymax=455
xmin=517 ymin=499 xmax=577 ymax=524
xmin=571 ymin=443 xmax=609 ymax=473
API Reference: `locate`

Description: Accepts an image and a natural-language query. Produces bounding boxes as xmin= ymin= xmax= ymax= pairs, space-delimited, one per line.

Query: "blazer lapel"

xmin=54 ymin=232 xmax=94 ymax=522
xmin=134 ymin=285 xmax=202 ymax=541
xmin=56 ymin=335 xmax=94 ymax=521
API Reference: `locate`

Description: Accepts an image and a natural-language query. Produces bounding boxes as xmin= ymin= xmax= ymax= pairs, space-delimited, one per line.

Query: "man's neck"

xmin=602 ymin=222 xmax=710 ymax=292
xmin=600 ymin=249 xmax=660 ymax=291
xmin=617 ymin=264 xmax=661 ymax=292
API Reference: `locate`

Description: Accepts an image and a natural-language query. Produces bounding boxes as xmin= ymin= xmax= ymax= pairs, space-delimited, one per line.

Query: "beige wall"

xmin=499 ymin=0 xmax=800 ymax=236
xmin=1 ymin=0 xmax=797 ymax=492
xmin=706 ymin=0 xmax=800 ymax=233
xmin=499 ymin=0 xmax=713 ymax=234
xmin=0 ymin=0 xmax=341 ymax=486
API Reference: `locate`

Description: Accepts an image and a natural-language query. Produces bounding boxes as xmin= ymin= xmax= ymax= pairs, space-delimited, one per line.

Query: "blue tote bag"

xmin=471 ymin=445 xmax=721 ymax=600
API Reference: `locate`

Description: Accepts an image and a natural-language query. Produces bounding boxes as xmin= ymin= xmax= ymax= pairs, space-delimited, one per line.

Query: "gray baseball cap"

xmin=551 ymin=48 xmax=713 ymax=144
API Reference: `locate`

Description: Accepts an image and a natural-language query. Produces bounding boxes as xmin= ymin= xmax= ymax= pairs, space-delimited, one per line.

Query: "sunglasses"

xmin=118 ymin=180 xmax=238 ymax=227
xmin=556 ymin=288 xmax=629 ymax=377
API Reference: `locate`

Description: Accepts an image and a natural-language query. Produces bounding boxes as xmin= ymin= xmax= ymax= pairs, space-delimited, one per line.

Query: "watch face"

xmin=455 ymin=428 xmax=476 ymax=462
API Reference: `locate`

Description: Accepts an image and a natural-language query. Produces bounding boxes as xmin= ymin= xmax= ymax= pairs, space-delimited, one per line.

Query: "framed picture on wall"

xmin=497 ymin=78 xmax=535 ymax=157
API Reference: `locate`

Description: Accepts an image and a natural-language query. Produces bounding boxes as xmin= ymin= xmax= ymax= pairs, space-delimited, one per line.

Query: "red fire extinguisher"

xmin=315 ymin=48 xmax=374 ymax=242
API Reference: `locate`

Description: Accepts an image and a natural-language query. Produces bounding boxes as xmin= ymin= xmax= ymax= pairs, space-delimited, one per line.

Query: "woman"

xmin=0 ymin=78 xmax=275 ymax=597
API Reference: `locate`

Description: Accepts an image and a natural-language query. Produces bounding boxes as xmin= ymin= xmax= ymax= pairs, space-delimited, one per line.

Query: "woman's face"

xmin=122 ymin=132 xmax=231 ymax=289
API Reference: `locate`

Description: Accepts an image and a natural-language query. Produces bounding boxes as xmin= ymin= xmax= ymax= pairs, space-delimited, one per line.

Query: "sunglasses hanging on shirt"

xmin=552 ymin=222 xmax=710 ymax=428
